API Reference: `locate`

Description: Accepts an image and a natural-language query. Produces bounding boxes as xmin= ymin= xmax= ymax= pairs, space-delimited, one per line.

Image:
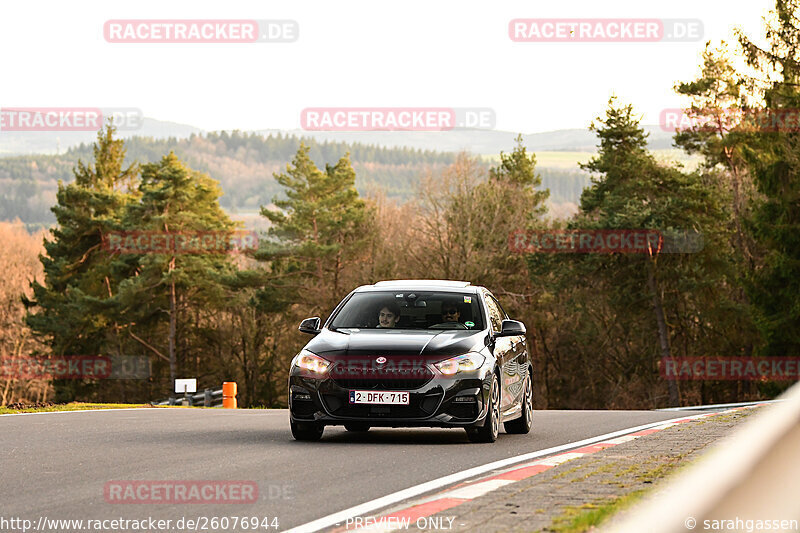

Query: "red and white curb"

xmin=320 ymin=406 xmax=761 ymax=533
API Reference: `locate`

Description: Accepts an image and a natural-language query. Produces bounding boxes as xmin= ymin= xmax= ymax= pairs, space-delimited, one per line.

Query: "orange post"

xmin=222 ymin=381 xmax=237 ymax=409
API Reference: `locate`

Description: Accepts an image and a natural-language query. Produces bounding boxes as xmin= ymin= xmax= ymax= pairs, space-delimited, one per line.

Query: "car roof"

xmin=354 ymin=279 xmax=483 ymax=293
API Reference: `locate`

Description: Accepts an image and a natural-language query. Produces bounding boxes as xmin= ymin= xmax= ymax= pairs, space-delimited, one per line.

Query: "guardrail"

xmin=656 ymin=399 xmax=784 ymax=412
xmin=608 ymin=382 xmax=800 ymax=532
xmin=150 ymin=388 xmax=223 ymax=407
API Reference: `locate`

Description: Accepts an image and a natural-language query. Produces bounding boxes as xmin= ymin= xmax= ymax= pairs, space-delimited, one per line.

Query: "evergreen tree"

xmin=530 ymin=100 xmax=735 ymax=407
xmin=261 ymin=143 xmax=369 ymax=304
xmin=115 ymin=152 xmax=238 ymax=387
xmin=736 ymin=0 xmax=800 ymax=360
xmin=674 ymin=42 xmax=758 ymax=267
xmin=25 ymin=123 xmax=138 ymax=401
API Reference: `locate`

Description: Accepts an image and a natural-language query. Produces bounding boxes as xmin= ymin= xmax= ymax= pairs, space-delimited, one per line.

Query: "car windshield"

xmin=329 ymin=291 xmax=484 ymax=331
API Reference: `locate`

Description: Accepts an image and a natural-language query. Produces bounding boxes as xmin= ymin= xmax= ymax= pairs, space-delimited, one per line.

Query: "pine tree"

xmin=25 ymin=123 xmax=138 ymax=401
xmin=674 ymin=42 xmax=758 ymax=267
xmin=531 ymin=99 xmax=734 ymax=407
xmin=261 ymin=143 xmax=369 ymax=304
xmin=736 ymin=0 xmax=800 ymax=360
xmin=115 ymin=152 xmax=238 ymax=387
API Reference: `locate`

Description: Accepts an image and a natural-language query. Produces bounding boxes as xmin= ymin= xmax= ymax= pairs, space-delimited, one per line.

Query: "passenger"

xmin=377 ymin=302 xmax=401 ymax=328
xmin=441 ymin=304 xmax=461 ymax=323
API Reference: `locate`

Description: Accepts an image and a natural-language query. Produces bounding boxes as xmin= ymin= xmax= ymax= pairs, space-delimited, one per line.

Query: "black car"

xmin=288 ymin=280 xmax=533 ymax=443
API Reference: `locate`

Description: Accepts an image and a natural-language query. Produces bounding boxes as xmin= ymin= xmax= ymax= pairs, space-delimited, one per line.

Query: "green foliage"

xmin=24 ymin=125 xmax=139 ymax=401
xmin=26 ymin=125 xmax=137 ymax=354
xmin=115 ymin=153 xmax=240 ymax=382
xmin=736 ymin=0 xmax=800 ymax=359
xmin=488 ymin=134 xmax=550 ymax=218
xmin=261 ymin=143 xmax=370 ymax=302
xmin=528 ymin=99 xmax=744 ymax=407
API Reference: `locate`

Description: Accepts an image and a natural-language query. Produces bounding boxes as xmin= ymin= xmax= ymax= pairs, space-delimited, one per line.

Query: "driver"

xmin=377 ymin=302 xmax=401 ymax=328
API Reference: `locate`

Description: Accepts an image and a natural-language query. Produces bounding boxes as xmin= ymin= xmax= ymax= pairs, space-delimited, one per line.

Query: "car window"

xmin=484 ymin=294 xmax=505 ymax=333
xmin=329 ymin=291 xmax=484 ymax=330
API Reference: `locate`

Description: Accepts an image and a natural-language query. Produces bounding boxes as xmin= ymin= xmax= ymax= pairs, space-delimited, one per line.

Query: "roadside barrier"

xmin=150 ymin=388 xmax=223 ymax=407
xmin=608 ymin=383 xmax=800 ymax=532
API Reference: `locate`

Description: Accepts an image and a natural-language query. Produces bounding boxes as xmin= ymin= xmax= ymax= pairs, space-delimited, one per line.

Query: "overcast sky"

xmin=2 ymin=0 xmax=774 ymax=134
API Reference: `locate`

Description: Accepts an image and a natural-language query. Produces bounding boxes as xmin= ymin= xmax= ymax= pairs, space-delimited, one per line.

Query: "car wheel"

xmin=291 ymin=419 xmax=324 ymax=441
xmin=344 ymin=423 xmax=370 ymax=432
xmin=466 ymin=373 xmax=500 ymax=443
xmin=504 ymin=370 xmax=532 ymax=434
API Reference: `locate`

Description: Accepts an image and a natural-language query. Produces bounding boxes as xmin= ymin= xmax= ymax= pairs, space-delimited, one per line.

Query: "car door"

xmin=486 ymin=293 xmax=525 ymax=417
xmin=484 ymin=293 xmax=517 ymax=416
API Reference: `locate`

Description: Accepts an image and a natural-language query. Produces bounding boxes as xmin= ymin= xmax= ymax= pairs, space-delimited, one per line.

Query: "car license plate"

xmin=349 ymin=390 xmax=409 ymax=405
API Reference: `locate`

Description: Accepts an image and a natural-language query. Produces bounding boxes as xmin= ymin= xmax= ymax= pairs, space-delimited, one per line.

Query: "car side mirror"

xmin=299 ymin=317 xmax=321 ymax=335
xmin=495 ymin=319 xmax=526 ymax=337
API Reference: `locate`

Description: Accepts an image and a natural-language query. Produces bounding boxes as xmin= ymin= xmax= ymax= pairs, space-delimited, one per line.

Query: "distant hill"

xmin=256 ymin=126 xmax=677 ymax=154
xmin=0 ymin=115 xmax=677 ymax=156
xmin=0 ymin=118 xmax=204 ymax=156
xmin=0 ymin=119 xmax=691 ymax=230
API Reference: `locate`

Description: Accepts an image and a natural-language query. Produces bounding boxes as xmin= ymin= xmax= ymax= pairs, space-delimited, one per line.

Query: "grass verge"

xmin=548 ymin=490 xmax=647 ymax=532
xmin=0 ymin=402 xmax=167 ymax=414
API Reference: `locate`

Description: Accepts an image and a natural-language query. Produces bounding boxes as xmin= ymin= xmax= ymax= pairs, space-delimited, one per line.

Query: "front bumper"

xmin=289 ymin=367 xmax=494 ymax=428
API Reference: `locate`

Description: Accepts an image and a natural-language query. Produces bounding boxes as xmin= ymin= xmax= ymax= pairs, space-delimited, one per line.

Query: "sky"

xmin=1 ymin=0 xmax=775 ymax=134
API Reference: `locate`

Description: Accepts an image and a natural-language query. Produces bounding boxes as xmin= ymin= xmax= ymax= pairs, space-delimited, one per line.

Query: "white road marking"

xmin=437 ymin=479 xmax=515 ymax=500
xmin=600 ymin=435 xmax=639 ymax=445
xmin=538 ymin=452 xmax=585 ymax=466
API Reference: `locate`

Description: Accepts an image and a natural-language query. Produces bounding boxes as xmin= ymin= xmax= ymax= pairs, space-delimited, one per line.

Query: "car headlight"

xmin=292 ymin=350 xmax=331 ymax=374
xmin=434 ymin=352 xmax=485 ymax=375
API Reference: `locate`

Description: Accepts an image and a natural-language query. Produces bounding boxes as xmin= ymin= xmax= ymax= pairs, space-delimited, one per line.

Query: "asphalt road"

xmin=0 ymin=408 xmax=710 ymax=531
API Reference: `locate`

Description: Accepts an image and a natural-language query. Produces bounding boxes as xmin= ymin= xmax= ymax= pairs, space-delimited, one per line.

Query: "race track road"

xmin=0 ymin=408 xmax=711 ymax=531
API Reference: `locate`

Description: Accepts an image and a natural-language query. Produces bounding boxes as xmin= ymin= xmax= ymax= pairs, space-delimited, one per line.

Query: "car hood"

xmin=304 ymin=328 xmax=487 ymax=360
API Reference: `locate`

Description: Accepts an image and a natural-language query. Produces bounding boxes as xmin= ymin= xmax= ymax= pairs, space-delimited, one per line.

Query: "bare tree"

xmin=0 ymin=222 xmax=50 ymax=405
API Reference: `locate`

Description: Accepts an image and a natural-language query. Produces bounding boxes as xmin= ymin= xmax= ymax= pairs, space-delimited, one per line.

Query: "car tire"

xmin=291 ymin=419 xmax=324 ymax=441
xmin=504 ymin=370 xmax=532 ymax=434
xmin=466 ymin=373 xmax=500 ymax=443
xmin=344 ymin=423 xmax=370 ymax=432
